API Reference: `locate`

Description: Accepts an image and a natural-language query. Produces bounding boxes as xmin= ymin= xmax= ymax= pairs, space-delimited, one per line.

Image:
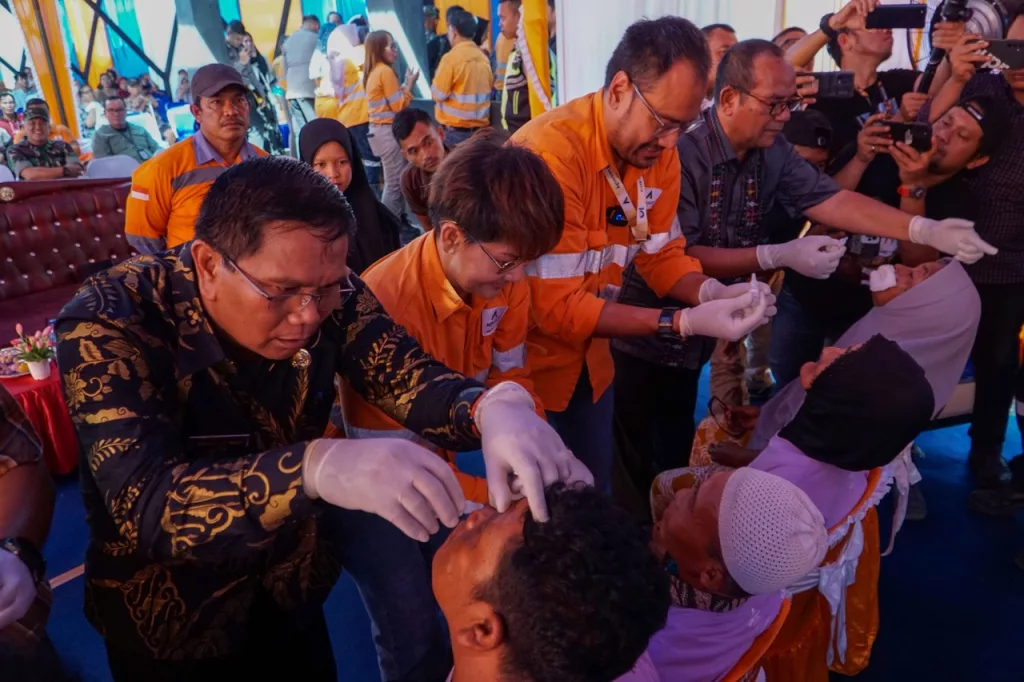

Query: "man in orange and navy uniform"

xmin=510 ymin=17 xmax=774 ymax=491
xmin=125 ymin=64 xmax=266 ymax=254
xmin=431 ymin=9 xmax=493 ymax=146
xmin=493 ymin=0 xmax=520 ymax=95
xmin=339 ymin=131 xmax=564 ymax=503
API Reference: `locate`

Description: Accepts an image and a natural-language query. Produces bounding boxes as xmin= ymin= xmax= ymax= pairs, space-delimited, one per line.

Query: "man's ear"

xmin=966 ymin=154 xmax=990 ymax=171
xmin=606 ymin=70 xmax=631 ymax=110
xmin=436 ymin=125 xmax=446 ymax=144
xmin=699 ymin=561 xmax=729 ymax=595
xmin=191 ymin=241 xmax=223 ymax=300
xmin=717 ymin=86 xmax=739 ymax=116
xmin=438 ymin=221 xmax=463 ymax=255
xmin=453 ymin=603 xmax=506 ymax=653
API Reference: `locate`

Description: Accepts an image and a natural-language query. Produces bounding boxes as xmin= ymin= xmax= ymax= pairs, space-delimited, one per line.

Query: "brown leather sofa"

xmin=0 ymin=178 xmax=136 ymax=340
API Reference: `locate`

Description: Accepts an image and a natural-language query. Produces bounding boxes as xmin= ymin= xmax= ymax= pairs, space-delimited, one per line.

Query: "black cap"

xmin=423 ymin=6 xmax=440 ymax=18
xmin=958 ymin=94 xmax=1009 ymax=158
xmin=191 ymin=63 xmax=246 ymax=99
xmin=782 ymin=109 xmax=833 ymax=149
xmin=23 ymin=104 xmax=48 ymax=122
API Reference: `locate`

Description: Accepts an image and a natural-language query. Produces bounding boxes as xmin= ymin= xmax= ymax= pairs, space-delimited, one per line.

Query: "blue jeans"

xmin=321 ymin=506 xmax=452 ymax=682
xmin=769 ymin=286 xmax=857 ymax=391
xmin=546 ymin=367 xmax=614 ymax=492
xmin=441 ymin=126 xmax=476 ymax=147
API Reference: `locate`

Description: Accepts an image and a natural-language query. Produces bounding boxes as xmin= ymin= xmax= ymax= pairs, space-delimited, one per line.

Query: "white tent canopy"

xmin=556 ymin=0 xmax=943 ymax=103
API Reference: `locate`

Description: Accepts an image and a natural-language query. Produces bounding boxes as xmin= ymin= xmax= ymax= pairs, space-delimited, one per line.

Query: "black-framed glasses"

xmin=708 ymin=396 xmax=746 ymax=437
xmin=739 ymin=90 xmax=803 ymax=118
xmin=223 ymin=253 xmax=356 ymax=314
xmin=477 ymin=242 xmax=523 ymax=274
xmin=631 ymin=82 xmax=689 ymax=137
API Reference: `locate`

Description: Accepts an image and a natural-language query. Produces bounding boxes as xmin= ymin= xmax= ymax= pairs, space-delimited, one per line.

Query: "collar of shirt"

xmin=705 ymin=107 xmax=740 ymax=166
xmin=423 ymin=234 xmax=474 ymax=324
xmin=192 ymin=130 xmax=260 ymax=166
xmin=590 ymin=89 xmax=617 ymax=173
xmin=165 ymin=244 xmax=229 ymax=376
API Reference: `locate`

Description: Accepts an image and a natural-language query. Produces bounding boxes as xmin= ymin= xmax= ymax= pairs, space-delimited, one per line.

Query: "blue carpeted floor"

xmin=41 ymin=380 xmax=1024 ymax=682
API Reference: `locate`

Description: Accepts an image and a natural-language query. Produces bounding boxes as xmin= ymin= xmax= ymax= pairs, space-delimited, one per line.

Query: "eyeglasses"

xmin=708 ymin=396 xmax=746 ymax=437
xmin=630 ymin=82 xmax=690 ymax=137
xmin=223 ymin=254 xmax=356 ymax=314
xmin=477 ymin=242 xmax=523 ymax=273
xmin=739 ymin=90 xmax=802 ymax=118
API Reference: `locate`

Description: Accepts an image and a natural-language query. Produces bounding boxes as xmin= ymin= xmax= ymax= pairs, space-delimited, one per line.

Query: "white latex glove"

xmin=908 ymin=216 xmax=998 ymax=264
xmin=756 ymin=236 xmax=847 ymax=279
xmin=699 ymin=278 xmax=771 ymax=303
xmin=474 ymin=382 xmax=593 ymax=522
xmin=0 ymin=547 xmax=35 ymax=630
xmin=680 ymin=291 xmax=770 ymax=342
xmin=303 ymin=438 xmax=464 ymax=543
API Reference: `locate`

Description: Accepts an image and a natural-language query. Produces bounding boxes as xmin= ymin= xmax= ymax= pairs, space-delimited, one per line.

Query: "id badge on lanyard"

xmin=602 ymin=166 xmax=649 ymax=243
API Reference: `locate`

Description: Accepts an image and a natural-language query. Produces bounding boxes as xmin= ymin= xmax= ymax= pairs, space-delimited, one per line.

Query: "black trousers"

xmin=611 ymin=349 xmax=701 ymax=517
xmin=969 ymin=282 xmax=1024 ymax=458
xmin=104 ymin=589 xmax=336 ymax=682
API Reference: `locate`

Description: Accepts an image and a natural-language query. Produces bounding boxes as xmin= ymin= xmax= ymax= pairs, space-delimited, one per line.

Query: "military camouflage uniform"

xmin=7 ymin=139 xmax=79 ymax=178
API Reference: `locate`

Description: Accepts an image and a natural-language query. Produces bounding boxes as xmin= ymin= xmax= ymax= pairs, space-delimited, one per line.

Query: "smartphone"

xmin=887 ymin=122 xmax=933 ymax=152
xmin=812 ymin=71 xmax=855 ymax=99
xmin=978 ymin=40 xmax=1024 ymax=71
xmin=864 ymin=4 xmax=928 ymax=29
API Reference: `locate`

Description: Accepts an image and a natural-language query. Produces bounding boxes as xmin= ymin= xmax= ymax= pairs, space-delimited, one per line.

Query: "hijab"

xmin=777 ymin=334 xmax=935 ymax=472
xmin=299 ymin=118 xmax=401 ymax=273
xmin=751 ymin=259 xmax=980 ymax=449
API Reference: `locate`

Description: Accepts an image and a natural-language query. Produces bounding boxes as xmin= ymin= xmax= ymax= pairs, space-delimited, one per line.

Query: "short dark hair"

xmin=0 ymin=93 xmax=13 ymax=103
xmin=604 ymin=16 xmax=710 ymax=90
xmin=302 ymin=14 xmax=320 ymax=24
xmin=103 ymin=95 xmax=126 ymax=109
xmin=772 ymin=26 xmax=806 ymax=44
xmin=392 ymin=107 xmax=435 ymax=143
xmin=429 ymin=129 xmax=564 ymax=261
xmin=449 ymin=9 xmax=477 ymax=39
xmin=195 ymin=156 xmax=355 ymax=261
xmin=547 ymin=0 xmax=554 ymax=8
xmin=714 ymin=39 xmax=785 ymax=101
xmin=445 ymin=4 xmax=466 ymax=22
xmin=14 ymin=71 xmax=27 ymax=82
xmin=702 ymin=23 xmax=736 ymax=36
xmin=25 ymin=97 xmax=46 ymax=109
xmin=826 ymin=31 xmax=847 ymax=66
xmin=476 ymin=484 xmax=670 ymax=682
xmin=226 ymin=19 xmax=245 ymax=35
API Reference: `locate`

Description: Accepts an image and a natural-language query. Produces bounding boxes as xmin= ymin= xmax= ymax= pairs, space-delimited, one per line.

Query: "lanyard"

xmin=602 ymin=166 xmax=648 ymax=243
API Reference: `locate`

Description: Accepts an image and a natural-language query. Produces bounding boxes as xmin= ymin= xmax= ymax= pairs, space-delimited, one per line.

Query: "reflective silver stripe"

xmin=474 ymin=368 xmax=490 ymax=382
xmin=126 ymin=234 xmax=165 ymax=255
xmin=436 ymin=101 xmax=490 ymax=121
xmin=341 ymin=90 xmax=366 ymax=106
xmin=368 ymin=97 xmax=388 ymax=108
xmin=496 ymin=61 xmax=507 ymax=71
xmin=384 ymin=90 xmax=404 ymax=106
xmin=369 ymin=112 xmax=395 ymax=123
xmin=640 ymin=217 xmax=684 ymax=254
xmin=526 ymin=244 xmax=641 ymax=280
xmin=431 ymin=85 xmax=447 ymax=101
xmin=450 ymin=91 xmax=490 ymax=105
xmin=492 ymin=344 xmax=525 ymax=372
xmin=170 ymin=165 xmax=227 ymax=192
xmin=344 ymin=423 xmax=431 ymax=447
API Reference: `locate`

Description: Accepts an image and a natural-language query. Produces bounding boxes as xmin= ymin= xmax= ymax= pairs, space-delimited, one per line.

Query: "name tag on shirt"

xmin=481 ymin=306 xmax=507 ymax=337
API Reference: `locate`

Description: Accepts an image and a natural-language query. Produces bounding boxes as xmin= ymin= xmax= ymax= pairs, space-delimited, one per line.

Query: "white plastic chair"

xmin=87 ymin=155 xmax=140 ymax=179
xmin=0 ymin=165 xmax=14 ymax=182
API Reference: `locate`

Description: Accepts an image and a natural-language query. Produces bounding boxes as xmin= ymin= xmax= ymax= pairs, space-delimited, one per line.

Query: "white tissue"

xmin=869 ymin=264 xmax=898 ymax=292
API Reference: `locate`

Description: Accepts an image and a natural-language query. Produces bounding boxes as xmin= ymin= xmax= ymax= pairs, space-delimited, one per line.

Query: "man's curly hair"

xmin=476 ymin=484 xmax=669 ymax=682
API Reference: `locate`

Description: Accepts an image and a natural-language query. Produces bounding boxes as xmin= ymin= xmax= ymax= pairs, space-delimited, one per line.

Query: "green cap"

xmin=24 ymin=104 xmax=49 ymax=122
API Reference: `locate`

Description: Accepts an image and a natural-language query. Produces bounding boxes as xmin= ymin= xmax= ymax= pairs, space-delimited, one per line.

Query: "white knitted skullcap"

xmin=718 ymin=468 xmax=828 ymax=595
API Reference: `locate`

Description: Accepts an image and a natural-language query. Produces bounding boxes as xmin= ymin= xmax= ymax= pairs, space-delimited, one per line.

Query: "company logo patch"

xmin=645 ymin=187 xmax=662 ymax=209
xmin=482 ymin=306 xmax=508 ymax=337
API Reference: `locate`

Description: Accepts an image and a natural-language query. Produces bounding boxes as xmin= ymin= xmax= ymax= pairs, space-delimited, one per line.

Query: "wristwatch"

xmin=820 ymin=13 xmax=838 ymax=40
xmin=898 ymin=185 xmax=928 ymax=200
xmin=657 ymin=308 xmax=678 ymax=339
xmin=1 ymin=537 xmax=46 ymax=585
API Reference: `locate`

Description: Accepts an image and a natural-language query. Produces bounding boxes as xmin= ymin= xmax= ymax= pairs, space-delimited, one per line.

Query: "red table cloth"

xmin=3 ymin=362 xmax=78 ymax=474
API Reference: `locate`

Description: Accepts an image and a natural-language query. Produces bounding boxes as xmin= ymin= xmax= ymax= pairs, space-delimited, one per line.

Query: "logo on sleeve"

xmin=482 ymin=306 xmax=508 ymax=337
xmin=645 ymin=187 xmax=663 ymax=209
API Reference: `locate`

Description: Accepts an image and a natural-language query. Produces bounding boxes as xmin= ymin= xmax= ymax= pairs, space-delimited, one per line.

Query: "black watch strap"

xmin=820 ymin=13 xmax=838 ymax=40
xmin=1 ymin=537 xmax=46 ymax=584
xmin=657 ymin=308 xmax=678 ymax=339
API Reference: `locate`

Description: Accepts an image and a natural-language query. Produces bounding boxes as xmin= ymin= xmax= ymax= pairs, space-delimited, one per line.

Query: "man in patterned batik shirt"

xmin=56 ymin=156 xmax=589 ymax=682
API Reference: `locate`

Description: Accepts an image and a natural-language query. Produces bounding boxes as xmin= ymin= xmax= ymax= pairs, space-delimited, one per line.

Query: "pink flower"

xmin=14 ymin=323 xmax=23 ymax=336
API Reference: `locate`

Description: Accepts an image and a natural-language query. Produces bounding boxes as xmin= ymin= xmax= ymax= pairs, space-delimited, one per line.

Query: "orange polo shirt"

xmin=339 ymin=233 xmax=543 ymax=504
xmin=124 ymin=132 xmax=266 ymax=253
xmin=510 ymin=91 xmax=701 ymax=412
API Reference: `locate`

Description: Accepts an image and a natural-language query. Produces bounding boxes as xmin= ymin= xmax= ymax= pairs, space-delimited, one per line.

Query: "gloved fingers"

xmin=720 ymin=282 xmax=752 ymax=300
xmin=413 ymin=447 xmax=467 ymax=523
xmin=386 ymin=505 xmax=432 ymax=543
xmin=565 ymin=456 xmax=594 ymax=487
xmin=486 ymin=464 xmax=515 ymax=513
xmin=514 ymin=460 xmax=550 ymax=523
xmin=412 ymin=469 xmax=463 ymax=529
xmin=534 ymin=445 xmax=561 ymax=488
xmin=969 ymin=235 xmax=998 ymax=256
xmin=398 ymin=485 xmax=441 ymax=537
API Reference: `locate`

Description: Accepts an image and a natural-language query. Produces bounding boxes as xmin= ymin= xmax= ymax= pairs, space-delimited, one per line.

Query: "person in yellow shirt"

xmin=124 ymin=64 xmax=266 ymax=254
xmin=510 ymin=17 xmax=774 ymax=492
xmin=493 ymin=0 xmax=520 ymax=94
xmin=364 ymin=30 xmax=418 ymax=217
xmin=340 ymin=130 xmax=564 ymax=504
xmin=431 ymin=10 xmax=493 ymax=146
